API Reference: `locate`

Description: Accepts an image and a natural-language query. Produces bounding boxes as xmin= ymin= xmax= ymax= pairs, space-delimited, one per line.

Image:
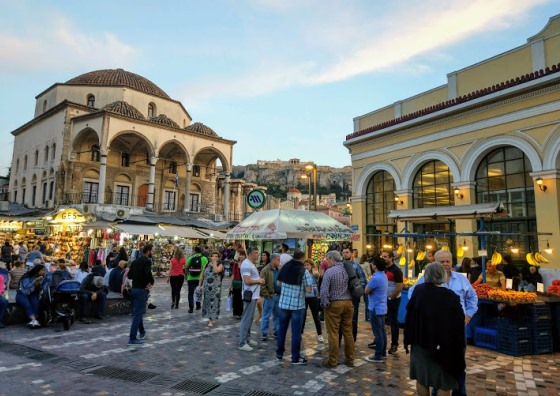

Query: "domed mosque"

xmin=9 ymin=68 xmax=243 ymax=224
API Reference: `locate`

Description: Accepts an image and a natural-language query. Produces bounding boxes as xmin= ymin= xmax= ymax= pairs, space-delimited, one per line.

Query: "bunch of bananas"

xmin=408 ymin=259 xmax=416 ymax=269
xmin=396 ymin=245 xmax=405 ymax=255
xmin=491 ymin=251 xmax=503 ymax=265
xmin=416 ymin=251 xmax=425 ymax=261
xmin=457 ymin=247 xmax=464 ymax=258
xmin=527 ymin=252 xmax=550 ymax=266
xmin=399 ymin=256 xmax=406 ymax=265
xmin=441 ymin=245 xmax=450 ymax=252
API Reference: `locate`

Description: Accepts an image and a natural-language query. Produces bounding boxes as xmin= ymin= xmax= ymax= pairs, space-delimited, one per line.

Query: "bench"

xmin=3 ymin=291 xmax=132 ymax=326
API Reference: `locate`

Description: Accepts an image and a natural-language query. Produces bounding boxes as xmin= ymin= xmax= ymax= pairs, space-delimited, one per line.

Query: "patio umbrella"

xmin=225 ymin=209 xmax=354 ymax=241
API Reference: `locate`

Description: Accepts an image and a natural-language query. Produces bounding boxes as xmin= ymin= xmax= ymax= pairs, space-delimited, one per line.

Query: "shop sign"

xmin=51 ymin=208 xmax=86 ymax=223
xmin=351 ymin=224 xmax=359 ymax=231
xmin=247 ymin=189 xmax=266 ymax=209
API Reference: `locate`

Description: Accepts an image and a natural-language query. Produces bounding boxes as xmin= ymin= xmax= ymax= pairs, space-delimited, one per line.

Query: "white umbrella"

xmin=225 ymin=209 xmax=354 ymax=241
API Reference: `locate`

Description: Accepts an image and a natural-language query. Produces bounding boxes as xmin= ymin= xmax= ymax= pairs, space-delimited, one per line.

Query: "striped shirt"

xmin=320 ymin=262 xmax=352 ymax=308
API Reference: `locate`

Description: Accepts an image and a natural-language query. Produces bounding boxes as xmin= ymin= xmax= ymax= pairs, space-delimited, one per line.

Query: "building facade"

xmin=345 ymin=15 xmax=560 ymax=269
xmin=9 ymin=69 xmax=238 ymax=220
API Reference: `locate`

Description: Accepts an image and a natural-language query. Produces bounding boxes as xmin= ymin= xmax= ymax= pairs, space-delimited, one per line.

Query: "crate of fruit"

xmin=498 ymin=319 xmax=532 ymax=339
xmin=474 ymin=327 xmax=497 ymax=350
xmin=532 ymin=334 xmax=553 ymax=354
xmin=497 ymin=337 xmax=532 ymax=356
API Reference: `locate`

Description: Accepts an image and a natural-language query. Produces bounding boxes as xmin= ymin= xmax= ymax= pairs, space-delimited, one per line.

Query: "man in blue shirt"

xmin=409 ymin=249 xmax=477 ymax=396
xmin=275 ymin=250 xmax=312 ymax=365
xmin=364 ymin=257 xmax=388 ymax=363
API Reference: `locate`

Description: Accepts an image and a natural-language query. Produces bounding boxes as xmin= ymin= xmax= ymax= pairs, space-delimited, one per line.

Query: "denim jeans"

xmin=364 ymin=294 xmax=370 ymax=321
xmin=370 ymin=311 xmax=386 ymax=358
xmin=239 ymin=299 xmax=257 ymax=347
xmin=387 ymin=297 xmax=400 ymax=347
xmin=129 ymin=288 xmax=148 ymax=341
xmin=78 ymin=290 xmax=106 ymax=319
xmin=276 ymin=307 xmax=306 ymax=361
xmin=16 ymin=292 xmax=40 ymax=319
xmin=260 ymin=295 xmax=279 ymax=336
xmin=187 ymin=279 xmax=200 ymax=310
xmin=0 ymin=294 xmax=8 ymax=323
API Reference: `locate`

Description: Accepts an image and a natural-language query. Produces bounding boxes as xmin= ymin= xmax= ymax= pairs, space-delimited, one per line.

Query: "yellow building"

xmin=345 ymin=15 xmax=560 ymax=270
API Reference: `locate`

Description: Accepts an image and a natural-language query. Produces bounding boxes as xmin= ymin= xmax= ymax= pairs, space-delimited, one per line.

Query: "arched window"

xmin=15 ymin=158 xmax=19 ymax=174
xmin=476 ymin=146 xmax=535 ymax=252
xmin=412 ymin=160 xmax=453 ymax=208
xmin=121 ymin=153 xmax=130 ymax=167
xmin=34 ymin=150 xmax=39 ymax=167
xmin=365 ymin=171 xmax=396 ymax=250
xmin=148 ymin=103 xmax=156 ymax=118
xmin=23 ymin=156 xmax=28 ymax=171
xmin=51 ymin=143 xmax=56 ymax=160
xmin=90 ymin=145 xmax=100 ymax=162
xmin=87 ymin=94 xmax=95 ymax=108
xmin=44 ymin=146 xmax=49 ymax=163
xmin=43 ymin=100 xmax=47 ymax=113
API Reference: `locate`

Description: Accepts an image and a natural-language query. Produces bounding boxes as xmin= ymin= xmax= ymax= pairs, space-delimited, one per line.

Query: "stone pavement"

xmin=1 ymin=278 xmax=559 ymax=396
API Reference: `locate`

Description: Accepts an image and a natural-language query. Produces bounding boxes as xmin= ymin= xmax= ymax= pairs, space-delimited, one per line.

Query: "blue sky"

xmin=0 ymin=0 xmax=558 ymax=175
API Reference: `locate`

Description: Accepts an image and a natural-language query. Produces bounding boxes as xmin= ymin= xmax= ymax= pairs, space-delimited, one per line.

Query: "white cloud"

xmin=0 ymin=15 xmax=139 ymax=73
xmin=185 ymin=0 xmax=551 ymax=102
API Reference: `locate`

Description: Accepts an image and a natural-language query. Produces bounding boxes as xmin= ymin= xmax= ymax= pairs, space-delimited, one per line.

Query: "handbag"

xmin=243 ymin=289 xmax=253 ymax=302
xmin=225 ymin=293 xmax=232 ymax=312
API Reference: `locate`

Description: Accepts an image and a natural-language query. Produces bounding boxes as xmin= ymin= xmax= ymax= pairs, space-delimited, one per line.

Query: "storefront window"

xmin=412 ymin=160 xmax=453 ymax=208
xmin=476 ymin=146 xmax=536 ymax=253
xmin=365 ymin=171 xmax=396 ymax=251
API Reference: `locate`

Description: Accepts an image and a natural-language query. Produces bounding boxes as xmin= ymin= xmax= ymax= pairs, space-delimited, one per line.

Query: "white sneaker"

xmin=317 ymin=335 xmax=324 ymax=343
xmin=30 ymin=320 xmax=40 ymax=328
xmin=248 ymin=340 xmax=258 ymax=347
xmin=239 ymin=344 xmax=253 ymax=352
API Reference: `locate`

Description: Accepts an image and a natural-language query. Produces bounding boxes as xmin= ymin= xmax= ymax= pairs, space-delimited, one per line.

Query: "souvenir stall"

xmin=44 ymin=208 xmax=92 ymax=263
xmin=225 ymin=209 xmax=355 ymax=261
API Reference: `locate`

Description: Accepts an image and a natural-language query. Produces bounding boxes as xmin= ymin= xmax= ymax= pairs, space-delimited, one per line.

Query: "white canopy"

xmin=116 ymin=224 xmax=172 ymax=236
xmin=225 ymin=209 xmax=354 ymax=241
xmin=158 ymin=225 xmax=208 ymax=239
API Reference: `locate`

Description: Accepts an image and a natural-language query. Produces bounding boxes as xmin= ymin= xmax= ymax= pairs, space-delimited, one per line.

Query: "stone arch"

xmin=402 ymin=151 xmax=460 ymax=190
xmin=83 ymin=168 xmax=100 ymax=179
xmin=542 ymin=123 xmax=560 ymax=170
xmin=157 ymin=139 xmax=190 ymax=165
xmin=192 ymin=146 xmax=230 ymax=173
xmin=115 ymin=173 xmax=132 ymax=183
xmin=462 ymin=136 xmax=542 ymax=182
xmin=72 ymin=127 xmax=101 ymax=159
xmin=355 ymin=162 xmax=402 ymax=196
xmin=108 ymin=130 xmax=155 ymax=156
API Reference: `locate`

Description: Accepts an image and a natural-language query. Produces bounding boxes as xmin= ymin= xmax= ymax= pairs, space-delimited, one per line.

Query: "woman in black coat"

xmin=404 ymin=263 xmax=466 ymax=396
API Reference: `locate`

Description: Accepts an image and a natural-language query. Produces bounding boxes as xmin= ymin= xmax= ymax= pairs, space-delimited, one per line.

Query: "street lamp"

xmin=305 ymin=163 xmax=317 ymax=211
xmin=300 ymin=175 xmax=311 ymax=211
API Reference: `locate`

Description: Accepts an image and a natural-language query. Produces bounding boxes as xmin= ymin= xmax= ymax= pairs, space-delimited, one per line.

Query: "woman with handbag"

xmin=229 ymin=250 xmax=245 ymax=319
xmin=199 ymin=252 xmax=223 ymax=327
xmin=301 ymin=259 xmax=323 ymax=342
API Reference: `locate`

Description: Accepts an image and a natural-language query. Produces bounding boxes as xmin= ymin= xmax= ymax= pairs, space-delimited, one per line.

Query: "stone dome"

xmin=65 ymin=69 xmax=171 ymax=99
xmin=184 ymin=122 xmax=219 ymax=137
xmin=102 ymin=101 xmax=146 ymax=121
xmin=149 ymin=114 xmax=179 ymax=129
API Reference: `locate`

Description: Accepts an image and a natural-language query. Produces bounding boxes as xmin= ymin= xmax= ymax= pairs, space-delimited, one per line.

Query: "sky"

xmin=0 ymin=0 xmax=559 ymax=176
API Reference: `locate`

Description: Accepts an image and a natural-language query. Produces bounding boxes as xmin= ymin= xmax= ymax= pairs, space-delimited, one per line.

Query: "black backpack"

xmin=343 ymin=260 xmax=364 ymax=299
xmin=188 ymin=255 xmax=203 ymax=277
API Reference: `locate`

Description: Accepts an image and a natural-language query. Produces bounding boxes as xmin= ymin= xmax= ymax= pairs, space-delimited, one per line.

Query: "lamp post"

xmin=305 ymin=163 xmax=317 ymax=211
xmin=300 ymin=175 xmax=311 ymax=211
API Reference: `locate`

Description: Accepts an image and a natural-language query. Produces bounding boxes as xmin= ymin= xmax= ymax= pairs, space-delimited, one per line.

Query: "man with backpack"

xmin=342 ymin=247 xmax=367 ymax=342
xmin=185 ymin=246 xmax=208 ymax=313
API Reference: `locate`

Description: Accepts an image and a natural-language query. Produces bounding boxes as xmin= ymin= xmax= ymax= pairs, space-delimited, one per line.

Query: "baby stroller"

xmin=41 ymin=270 xmax=80 ymax=330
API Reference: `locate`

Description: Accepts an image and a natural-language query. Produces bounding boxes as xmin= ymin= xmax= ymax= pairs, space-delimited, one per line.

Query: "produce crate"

xmin=497 ymin=319 xmax=532 ymax=339
xmin=532 ymin=333 xmax=553 ymax=354
xmin=483 ymin=317 xmax=500 ymax=329
xmin=520 ymin=303 xmax=551 ymax=322
xmin=474 ymin=327 xmax=497 ymax=350
xmin=497 ymin=337 xmax=532 ymax=356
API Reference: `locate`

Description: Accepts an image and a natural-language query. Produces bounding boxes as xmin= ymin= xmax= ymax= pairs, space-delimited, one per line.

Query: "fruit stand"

xmin=471 ymin=284 xmax=559 ymax=356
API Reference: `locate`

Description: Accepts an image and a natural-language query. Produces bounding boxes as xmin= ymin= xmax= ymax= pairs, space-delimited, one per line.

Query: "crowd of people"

xmin=1 ymin=238 xmax=520 ymax=396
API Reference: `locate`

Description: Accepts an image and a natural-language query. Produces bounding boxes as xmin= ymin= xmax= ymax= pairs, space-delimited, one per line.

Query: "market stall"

xmin=225 ymin=209 xmax=355 ymax=257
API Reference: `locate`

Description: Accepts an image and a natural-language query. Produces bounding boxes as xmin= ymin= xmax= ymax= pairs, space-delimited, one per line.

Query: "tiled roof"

xmin=184 ymin=122 xmax=219 ymax=137
xmin=346 ymin=64 xmax=560 ymax=141
xmin=65 ymin=69 xmax=171 ymax=99
xmin=102 ymin=101 xmax=146 ymax=120
xmin=149 ymin=114 xmax=179 ymax=129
